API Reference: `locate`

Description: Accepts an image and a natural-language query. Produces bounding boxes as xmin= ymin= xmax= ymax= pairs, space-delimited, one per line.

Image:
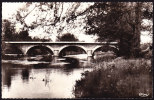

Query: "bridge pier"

xmin=53 ymin=50 xmax=59 ymax=57
xmin=87 ymin=50 xmax=93 ymax=57
xmin=87 ymin=50 xmax=93 ymax=62
xmin=87 ymin=56 xmax=93 ymax=62
xmin=52 ymin=56 xmax=59 ymax=63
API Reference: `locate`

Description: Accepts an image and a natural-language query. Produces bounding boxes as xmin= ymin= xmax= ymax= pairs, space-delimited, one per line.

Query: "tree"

xmin=2 ymin=19 xmax=33 ymax=41
xmin=2 ymin=19 xmax=15 ymax=41
xmin=57 ymin=33 xmax=78 ymax=41
xmin=85 ymin=2 xmax=153 ymax=58
xmin=6 ymin=2 xmax=94 ymax=41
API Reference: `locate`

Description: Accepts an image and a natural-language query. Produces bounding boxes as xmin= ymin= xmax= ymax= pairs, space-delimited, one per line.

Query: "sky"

xmin=2 ymin=2 xmax=153 ymax=44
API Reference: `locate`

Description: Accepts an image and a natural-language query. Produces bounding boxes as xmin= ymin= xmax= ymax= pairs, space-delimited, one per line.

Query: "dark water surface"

xmin=2 ymin=55 xmax=93 ymax=98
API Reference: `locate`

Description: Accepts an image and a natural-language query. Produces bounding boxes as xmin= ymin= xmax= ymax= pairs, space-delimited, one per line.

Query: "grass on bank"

xmin=74 ymin=56 xmax=152 ymax=98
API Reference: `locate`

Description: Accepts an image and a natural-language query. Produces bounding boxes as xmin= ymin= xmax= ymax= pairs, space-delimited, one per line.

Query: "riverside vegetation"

xmin=74 ymin=44 xmax=152 ymax=98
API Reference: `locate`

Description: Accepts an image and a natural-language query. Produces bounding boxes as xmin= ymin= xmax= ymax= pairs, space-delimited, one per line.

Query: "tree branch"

xmin=22 ymin=4 xmax=37 ymax=21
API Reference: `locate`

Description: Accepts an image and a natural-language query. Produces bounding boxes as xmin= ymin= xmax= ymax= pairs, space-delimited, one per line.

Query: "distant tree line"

xmin=2 ymin=20 xmax=78 ymax=42
xmin=57 ymin=33 xmax=78 ymax=41
xmin=2 ymin=19 xmax=49 ymax=41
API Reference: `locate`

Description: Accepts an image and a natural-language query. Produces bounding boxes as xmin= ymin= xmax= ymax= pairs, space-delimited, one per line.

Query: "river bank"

xmin=74 ymin=57 xmax=152 ymax=98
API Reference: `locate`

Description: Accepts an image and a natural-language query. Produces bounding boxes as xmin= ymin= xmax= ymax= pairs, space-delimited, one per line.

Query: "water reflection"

xmin=21 ymin=68 xmax=30 ymax=82
xmin=2 ymin=55 xmax=93 ymax=98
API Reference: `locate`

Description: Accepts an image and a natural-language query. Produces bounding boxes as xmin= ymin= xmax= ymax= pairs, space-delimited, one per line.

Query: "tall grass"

xmin=74 ymin=57 xmax=152 ymax=98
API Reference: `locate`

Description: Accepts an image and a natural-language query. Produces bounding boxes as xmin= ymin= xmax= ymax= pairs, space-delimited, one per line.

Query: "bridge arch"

xmin=26 ymin=45 xmax=54 ymax=56
xmin=92 ymin=45 xmax=119 ymax=56
xmin=59 ymin=45 xmax=87 ymax=57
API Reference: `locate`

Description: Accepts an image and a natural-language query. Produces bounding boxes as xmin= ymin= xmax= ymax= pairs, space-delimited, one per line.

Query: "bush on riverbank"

xmin=74 ymin=58 xmax=152 ymax=98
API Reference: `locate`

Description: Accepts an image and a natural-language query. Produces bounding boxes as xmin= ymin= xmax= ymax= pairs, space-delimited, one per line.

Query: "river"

xmin=2 ymin=54 xmax=94 ymax=98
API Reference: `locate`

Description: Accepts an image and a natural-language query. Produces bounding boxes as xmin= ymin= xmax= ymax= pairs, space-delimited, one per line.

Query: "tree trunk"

xmin=130 ymin=2 xmax=142 ymax=58
xmin=118 ymin=33 xmax=132 ymax=58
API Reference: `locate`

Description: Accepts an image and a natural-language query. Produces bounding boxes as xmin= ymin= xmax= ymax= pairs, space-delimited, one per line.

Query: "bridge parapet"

xmin=4 ymin=41 xmax=118 ymax=45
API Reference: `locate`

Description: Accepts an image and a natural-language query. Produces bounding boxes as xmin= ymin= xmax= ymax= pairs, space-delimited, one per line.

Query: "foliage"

xmin=2 ymin=19 xmax=50 ymax=41
xmin=4 ymin=2 xmax=94 ymax=40
xmin=2 ymin=19 xmax=15 ymax=41
xmin=2 ymin=19 xmax=29 ymax=41
xmin=74 ymin=58 xmax=152 ymax=98
xmin=140 ymin=43 xmax=152 ymax=58
xmin=140 ymin=43 xmax=152 ymax=50
xmin=57 ymin=33 xmax=78 ymax=41
xmin=85 ymin=2 xmax=153 ymax=58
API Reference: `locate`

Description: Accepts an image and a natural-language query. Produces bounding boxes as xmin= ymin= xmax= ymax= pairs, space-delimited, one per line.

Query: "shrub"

xmin=57 ymin=33 xmax=78 ymax=41
xmin=74 ymin=58 xmax=152 ymax=98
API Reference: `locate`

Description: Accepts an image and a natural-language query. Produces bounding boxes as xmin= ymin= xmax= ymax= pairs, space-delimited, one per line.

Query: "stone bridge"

xmin=4 ymin=41 xmax=119 ymax=57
